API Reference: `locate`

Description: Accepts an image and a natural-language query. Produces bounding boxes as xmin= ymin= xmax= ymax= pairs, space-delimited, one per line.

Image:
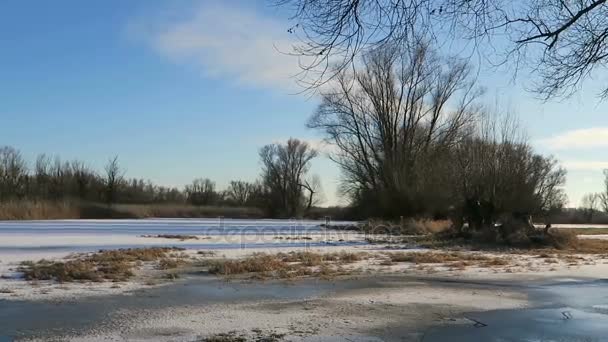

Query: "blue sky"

xmin=0 ymin=0 xmax=607 ymax=206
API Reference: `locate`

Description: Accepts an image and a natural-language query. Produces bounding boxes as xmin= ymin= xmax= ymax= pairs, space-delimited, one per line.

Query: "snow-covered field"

xmin=0 ymin=219 xmax=367 ymax=300
xmin=0 ymin=218 xmax=360 ymax=250
xmin=2 ymin=219 xmax=608 ymax=302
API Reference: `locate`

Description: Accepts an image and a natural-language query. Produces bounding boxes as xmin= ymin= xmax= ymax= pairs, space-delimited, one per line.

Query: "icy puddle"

xmin=426 ymin=278 xmax=608 ymax=341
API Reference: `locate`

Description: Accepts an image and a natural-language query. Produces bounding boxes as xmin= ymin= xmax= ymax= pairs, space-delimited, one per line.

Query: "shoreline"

xmin=2 ymin=219 xmax=608 ymax=340
xmin=6 ymin=272 xmax=608 ymax=341
xmin=2 ymin=237 xmax=608 ymax=302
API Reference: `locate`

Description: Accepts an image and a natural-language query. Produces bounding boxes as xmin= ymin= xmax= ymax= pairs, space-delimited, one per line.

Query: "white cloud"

xmin=561 ymin=160 xmax=608 ymax=171
xmin=539 ymin=127 xmax=608 ymax=150
xmin=270 ymin=137 xmax=337 ymax=155
xmin=302 ymin=139 xmax=337 ymax=155
xmin=133 ymin=2 xmax=302 ymax=90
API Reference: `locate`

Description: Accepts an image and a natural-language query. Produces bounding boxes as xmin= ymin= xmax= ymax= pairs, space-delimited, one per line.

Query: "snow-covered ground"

xmin=0 ymin=219 xmax=366 ymax=300
xmin=2 ymin=219 xmax=608 ymax=302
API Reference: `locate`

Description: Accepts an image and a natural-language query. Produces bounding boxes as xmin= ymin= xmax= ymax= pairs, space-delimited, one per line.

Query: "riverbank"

xmin=5 ymin=273 xmax=608 ymax=341
xmin=2 ymin=235 xmax=608 ymax=302
xmin=2 ymin=219 xmax=608 ymax=341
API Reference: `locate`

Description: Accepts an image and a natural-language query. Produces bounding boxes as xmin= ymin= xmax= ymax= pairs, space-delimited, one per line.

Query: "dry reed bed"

xmin=0 ymin=200 xmax=265 ymax=220
xmin=141 ymin=234 xmax=204 ymax=241
xmin=19 ymin=247 xmax=186 ymax=282
xmin=198 ymin=250 xmax=539 ymax=280
xmin=201 ymin=251 xmax=367 ymax=279
xmin=199 ymin=330 xmax=285 ymax=342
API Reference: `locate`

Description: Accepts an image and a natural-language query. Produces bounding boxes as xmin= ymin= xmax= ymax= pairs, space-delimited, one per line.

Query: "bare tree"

xmin=34 ymin=154 xmax=51 ymax=199
xmin=300 ymin=174 xmax=324 ymax=212
xmin=260 ymin=138 xmax=318 ymax=217
xmin=71 ymin=160 xmax=93 ymax=201
xmin=276 ymin=0 xmax=608 ymax=98
xmin=185 ymin=178 xmax=217 ymax=206
xmin=598 ymin=169 xmax=608 ymax=213
xmin=226 ymin=180 xmax=255 ymax=206
xmin=453 ymin=111 xmax=567 ymax=231
xmin=104 ymin=156 xmax=123 ymax=206
xmin=581 ymin=192 xmax=600 ymax=222
xmin=309 ymin=42 xmax=481 ymax=216
xmin=0 ymin=146 xmax=28 ymax=200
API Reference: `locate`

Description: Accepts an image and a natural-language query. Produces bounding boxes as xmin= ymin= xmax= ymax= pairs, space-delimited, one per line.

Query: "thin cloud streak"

xmin=562 ymin=160 xmax=608 ymax=171
xmin=539 ymin=127 xmax=608 ymax=150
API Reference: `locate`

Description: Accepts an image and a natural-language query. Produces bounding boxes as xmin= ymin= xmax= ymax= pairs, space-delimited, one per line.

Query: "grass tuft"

xmin=20 ymin=247 xmax=182 ymax=282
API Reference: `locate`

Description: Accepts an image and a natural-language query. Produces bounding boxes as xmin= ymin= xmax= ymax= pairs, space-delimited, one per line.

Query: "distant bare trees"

xmin=581 ymin=193 xmax=600 ymax=222
xmin=0 ymin=144 xmax=326 ymax=218
xmin=225 ymin=181 xmax=257 ymax=206
xmin=185 ymin=178 xmax=217 ymax=206
xmin=260 ymin=138 xmax=319 ymax=217
xmin=104 ymin=156 xmax=123 ymax=206
xmin=0 ymin=146 xmax=207 ymax=204
xmin=599 ymin=170 xmax=608 ymax=213
xmin=0 ymin=146 xmax=27 ymax=200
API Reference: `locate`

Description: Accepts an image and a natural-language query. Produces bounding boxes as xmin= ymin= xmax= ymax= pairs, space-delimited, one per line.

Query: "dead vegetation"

xmin=274 ymin=236 xmax=313 ymax=240
xmin=328 ymin=219 xmax=451 ymax=236
xmin=142 ymin=234 xmax=202 ymax=241
xmin=559 ymin=228 xmax=608 ymax=235
xmin=202 ymin=251 xmax=368 ymax=279
xmin=0 ymin=201 xmax=81 ymax=220
xmin=383 ymin=251 xmax=509 ymax=269
xmin=199 ymin=330 xmax=285 ymax=342
xmin=372 ymin=226 xmax=608 ymax=256
xmin=0 ymin=200 xmax=266 ymax=220
xmin=19 ymin=247 xmax=184 ymax=282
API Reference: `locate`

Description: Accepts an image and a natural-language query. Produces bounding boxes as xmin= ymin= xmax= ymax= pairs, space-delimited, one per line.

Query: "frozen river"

xmin=0 ymin=219 xmax=363 ymax=254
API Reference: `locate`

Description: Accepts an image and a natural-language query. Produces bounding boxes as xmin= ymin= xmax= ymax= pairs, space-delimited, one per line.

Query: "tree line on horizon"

xmin=0 ymin=138 xmax=323 ymax=218
xmin=579 ymin=170 xmax=608 ymax=223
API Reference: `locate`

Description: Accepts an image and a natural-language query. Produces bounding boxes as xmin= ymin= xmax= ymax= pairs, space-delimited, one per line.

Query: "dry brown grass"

xmin=157 ymin=258 xmax=188 ymax=270
xmin=204 ymin=251 xmax=369 ymax=279
xmin=0 ymin=200 xmax=265 ymax=220
xmin=199 ymin=332 xmax=247 ymax=342
xmin=523 ymin=232 xmax=608 ymax=255
xmin=385 ymin=251 xmax=509 ymax=268
xmin=114 ymin=204 xmax=264 ymax=219
xmin=560 ymin=228 xmax=608 ymax=235
xmin=199 ymin=330 xmax=285 ymax=342
xmin=20 ymin=247 xmax=181 ymax=282
xmin=207 ymin=253 xmax=288 ymax=276
xmin=277 ymin=251 xmax=366 ymax=265
xmin=274 ymin=236 xmax=313 ymax=240
xmin=142 ymin=234 xmax=200 ymax=241
xmin=336 ymin=219 xmax=452 ymax=236
xmin=416 ymin=219 xmax=452 ymax=234
xmin=575 ymin=238 xmax=608 ymax=254
xmin=0 ymin=201 xmax=80 ymax=220
xmin=543 ymin=229 xmax=579 ymax=250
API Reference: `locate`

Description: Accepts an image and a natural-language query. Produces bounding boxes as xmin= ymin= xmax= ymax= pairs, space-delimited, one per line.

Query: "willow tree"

xmin=260 ymin=138 xmax=318 ymax=217
xmin=453 ymin=112 xmax=567 ymax=231
xmin=309 ymin=42 xmax=482 ymax=217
